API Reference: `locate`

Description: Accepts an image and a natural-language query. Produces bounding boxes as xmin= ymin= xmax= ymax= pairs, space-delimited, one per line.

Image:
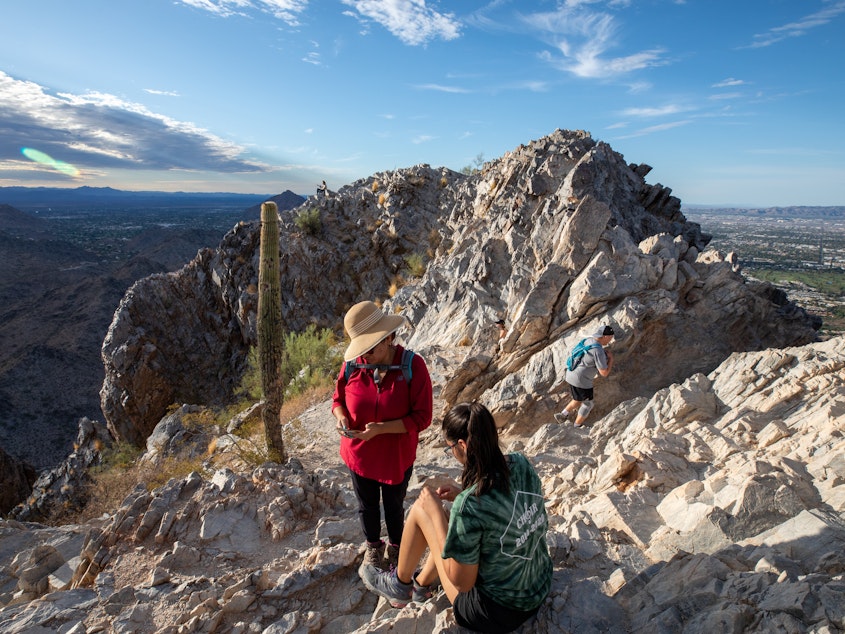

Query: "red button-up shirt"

xmin=332 ymin=345 xmax=433 ymax=484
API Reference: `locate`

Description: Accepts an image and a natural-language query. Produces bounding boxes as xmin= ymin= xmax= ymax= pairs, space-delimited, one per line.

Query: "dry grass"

xmin=58 ymin=364 xmax=337 ymax=525
xmin=388 ymin=275 xmax=405 ymax=297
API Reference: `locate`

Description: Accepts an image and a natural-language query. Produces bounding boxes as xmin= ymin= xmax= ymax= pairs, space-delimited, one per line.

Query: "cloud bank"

xmin=0 ymin=71 xmax=267 ymax=182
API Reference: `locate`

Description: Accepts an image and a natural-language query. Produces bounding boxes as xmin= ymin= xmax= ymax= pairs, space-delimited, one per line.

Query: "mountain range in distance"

xmin=0 ymin=186 xmax=283 ymax=210
xmin=1 ymin=185 xmax=841 ymax=219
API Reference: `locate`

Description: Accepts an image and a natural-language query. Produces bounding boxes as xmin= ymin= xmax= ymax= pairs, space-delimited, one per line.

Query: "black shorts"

xmin=569 ymin=384 xmax=594 ymax=402
xmin=453 ymin=587 xmax=539 ymax=634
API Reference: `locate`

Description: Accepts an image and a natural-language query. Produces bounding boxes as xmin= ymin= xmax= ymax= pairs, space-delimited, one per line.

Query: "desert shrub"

xmin=294 ymin=208 xmax=321 ymax=235
xmin=460 ymin=153 xmax=485 ymax=175
xmin=99 ymin=441 xmax=142 ymax=470
xmin=404 ymin=252 xmax=426 ymax=278
xmin=371 ymin=180 xmax=380 ymax=192
xmin=281 ymin=324 xmax=343 ymax=397
xmin=378 ymin=193 xmax=387 ymax=206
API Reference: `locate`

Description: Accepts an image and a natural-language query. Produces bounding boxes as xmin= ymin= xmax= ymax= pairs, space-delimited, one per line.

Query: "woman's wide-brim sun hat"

xmin=343 ymin=301 xmax=407 ymax=361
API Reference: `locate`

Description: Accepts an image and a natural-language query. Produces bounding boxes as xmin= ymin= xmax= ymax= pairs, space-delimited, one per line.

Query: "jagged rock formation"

xmin=1 ymin=336 xmax=842 ymax=632
xmin=0 ymin=447 xmax=34 ymax=516
xmin=100 ymin=129 xmax=819 ymax=447
xmin=10 ymin=418 xmax=112 ymax=523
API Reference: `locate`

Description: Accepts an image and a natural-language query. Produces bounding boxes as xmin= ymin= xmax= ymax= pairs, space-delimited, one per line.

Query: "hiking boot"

xmin=360 ymin=564 xmax=413 ymax=608
xmin=554 ymin=410 xmax=570 ymax=423
xmin=386 ymin=543 xmax=400 ymax=570
xmin=362 ymin=540 xmax=385 ymax=569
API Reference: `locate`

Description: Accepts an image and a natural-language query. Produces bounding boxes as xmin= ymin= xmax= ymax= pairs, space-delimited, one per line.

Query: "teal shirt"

xmin=442 ymin=453 xmax=553 ymax=611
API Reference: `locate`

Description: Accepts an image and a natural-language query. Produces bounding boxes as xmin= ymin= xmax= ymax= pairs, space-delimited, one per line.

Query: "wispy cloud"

xmin=622 ymin=104 xmax=690 ymax=117
xmin=412 ymin=134 xmax=434 ymax=144
xmin=302 ymin=51 xmax=322 ymax=65
xmin=144 ymin=88 xmax=181 ymax=97
xmin=340 ymin=0 xmax=461 ymax=46
xmin=615 ymin=120 xmax=691 ymax=139
xmin=748 ymin=0 xmax=845 ymax=48
xmin=712 ymin=78 xmax=746 ymax=88
xmin=0 ymin=71 xmax=266 ymax=180
xmin=525 ymin=6 xmax=666 ymax=78
xmin=177 ymin=0 xmax=309 ymax=26
xmin=414 ymin=83 xmax=471 ymax=94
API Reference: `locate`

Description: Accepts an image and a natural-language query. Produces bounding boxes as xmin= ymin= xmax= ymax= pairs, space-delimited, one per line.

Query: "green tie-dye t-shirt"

xmin=442 ymin=453 xmax=552 ymax=611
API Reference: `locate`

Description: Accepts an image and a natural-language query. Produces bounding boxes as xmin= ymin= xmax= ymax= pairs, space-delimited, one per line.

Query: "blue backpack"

xmin=566 ymin=339 xmax=601 ymax=371
xmin=343 ymin=349 xmax=415 ymax=385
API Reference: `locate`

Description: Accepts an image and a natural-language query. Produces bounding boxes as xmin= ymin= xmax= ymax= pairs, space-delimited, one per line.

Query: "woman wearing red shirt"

xmin=332 ymin=301 xmax=433 ymax=570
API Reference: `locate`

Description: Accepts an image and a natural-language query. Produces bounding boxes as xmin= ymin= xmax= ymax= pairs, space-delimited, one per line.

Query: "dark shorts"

xmin=453 ymin=587 xmax=539 ymax=634
xmin=569 ymin=384 xmax=594 ymax=402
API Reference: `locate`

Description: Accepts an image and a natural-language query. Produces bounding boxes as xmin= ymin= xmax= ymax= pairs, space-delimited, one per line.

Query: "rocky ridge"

xmin=98 ymin=129 xmax=818 ymax=447
xmin=1 ymin=128 xmax=838 ymax=633
xmin=0 ymin=335 xmax=843 ymax=632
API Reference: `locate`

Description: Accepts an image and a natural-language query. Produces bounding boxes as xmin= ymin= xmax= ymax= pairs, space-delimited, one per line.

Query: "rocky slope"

xmin=1 ymin=129 xmax=836 ymax=633
xmin=99 ymin=129 xmax=819 ymax=447
xmin=0 ymin=192 xmax=304 ymax=481
xmin=0 ymin=334 xmax=842 ymax=633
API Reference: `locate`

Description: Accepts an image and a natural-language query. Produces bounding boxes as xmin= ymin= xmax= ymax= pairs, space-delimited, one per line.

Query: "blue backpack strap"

xmin=567 ymin=339 xmax=601 ymax=371
xmin=343 ymin=349 xmax=415 ymax=383
xmin=343 ymin=359 xmax=355 ymax=383
xmin=401 ymin=349 xmax=414 ymax=383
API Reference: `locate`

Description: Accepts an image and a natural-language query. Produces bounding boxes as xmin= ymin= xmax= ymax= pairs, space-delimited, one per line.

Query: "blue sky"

xmin=1 ymin=0 xmax=843 ymax=206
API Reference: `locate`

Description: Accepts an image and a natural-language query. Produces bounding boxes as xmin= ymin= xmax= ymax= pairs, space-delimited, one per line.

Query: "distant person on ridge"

xmin=317 ymin=180 xmax=328 ymax=197
xmin=555 ymin=324 xmax=615 ymax=427
xmin=332 ymin=301 xmax=433 ymax=571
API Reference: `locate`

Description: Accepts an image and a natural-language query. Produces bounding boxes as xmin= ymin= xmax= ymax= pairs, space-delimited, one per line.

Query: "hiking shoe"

xmin=386 ymin=543 xmax=400 ymax=570
xmin=554 ymin=410 xmax=570 ymax=423
xmin=360 ymin=564 xmax=413 ymax=608
xmin=363 ymin=540 xmax=385 ymax=569
xmin=412 ymin=576 xmax=438 ymax=603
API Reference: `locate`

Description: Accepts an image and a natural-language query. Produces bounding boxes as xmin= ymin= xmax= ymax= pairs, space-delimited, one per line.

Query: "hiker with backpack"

xmin=332 ymin=301 xmax=433 ymax=571
xmin=554 ymin=324 xmax=615 ymax=427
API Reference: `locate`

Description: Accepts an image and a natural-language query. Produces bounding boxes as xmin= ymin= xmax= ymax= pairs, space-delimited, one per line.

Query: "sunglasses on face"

xmin=443 ymin=440 xmax=458 ymax=455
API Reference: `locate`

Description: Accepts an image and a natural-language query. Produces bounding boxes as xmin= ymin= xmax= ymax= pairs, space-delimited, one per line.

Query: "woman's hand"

xmin=334 ymin=410 xmax=354 ymax=438
xmin=435 ymin=485 xmax=459 ymax=502
xmin=354 ymin=422 xmax=379 ymax=441
xmin=418 ymin=484 xmax=447 ymax=514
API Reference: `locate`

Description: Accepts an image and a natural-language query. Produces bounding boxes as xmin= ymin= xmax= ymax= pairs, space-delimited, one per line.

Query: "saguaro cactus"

xmin=258 ymin=201 xmax=287 ymax=463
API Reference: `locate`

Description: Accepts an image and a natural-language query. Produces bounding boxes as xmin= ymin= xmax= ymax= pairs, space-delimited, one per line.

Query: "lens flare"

xmin=21 ymin=147 xmax=80 ymax=177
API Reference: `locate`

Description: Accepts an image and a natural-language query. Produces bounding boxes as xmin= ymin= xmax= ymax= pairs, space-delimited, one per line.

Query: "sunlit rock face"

xmin=99 ymin=128 xmax=817 ymax=446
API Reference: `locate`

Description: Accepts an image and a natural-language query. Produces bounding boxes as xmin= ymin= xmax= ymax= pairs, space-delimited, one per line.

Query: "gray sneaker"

xmin=360 ymin=564 xmax=413 ymax=608
xmin=554 ymin=410 xmax=570 ymax=423
xmin=412 ymin=577 xmax=438 ymax=603
xmin=362 ymin=541 xmax=385 ymax=569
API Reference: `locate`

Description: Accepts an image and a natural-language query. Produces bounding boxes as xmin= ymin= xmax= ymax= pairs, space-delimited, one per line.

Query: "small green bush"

xmin=281 ymin=325 xmax=343 ymax=397
xmin=294 ymin=208 xmax=321 ymax=235
xmin=404 ymin=252 xmax=426 ymax=278
xmin=96 ymin=441 xmax=142 ymax=471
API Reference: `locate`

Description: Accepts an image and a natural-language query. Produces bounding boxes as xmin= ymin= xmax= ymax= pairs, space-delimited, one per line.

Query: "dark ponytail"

xmin=442 ymin=402 xmax=509 ymax=496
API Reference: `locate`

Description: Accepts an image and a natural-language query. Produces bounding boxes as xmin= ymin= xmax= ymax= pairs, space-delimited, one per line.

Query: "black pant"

xmin=350 ymin=466 xmax=412 ymax=545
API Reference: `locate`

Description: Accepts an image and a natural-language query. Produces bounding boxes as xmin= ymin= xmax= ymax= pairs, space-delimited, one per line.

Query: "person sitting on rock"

xmin=555 ymin=324 xmax=615 ymax=427
xmin=360 ymin=401 xmax=552 ymax=634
